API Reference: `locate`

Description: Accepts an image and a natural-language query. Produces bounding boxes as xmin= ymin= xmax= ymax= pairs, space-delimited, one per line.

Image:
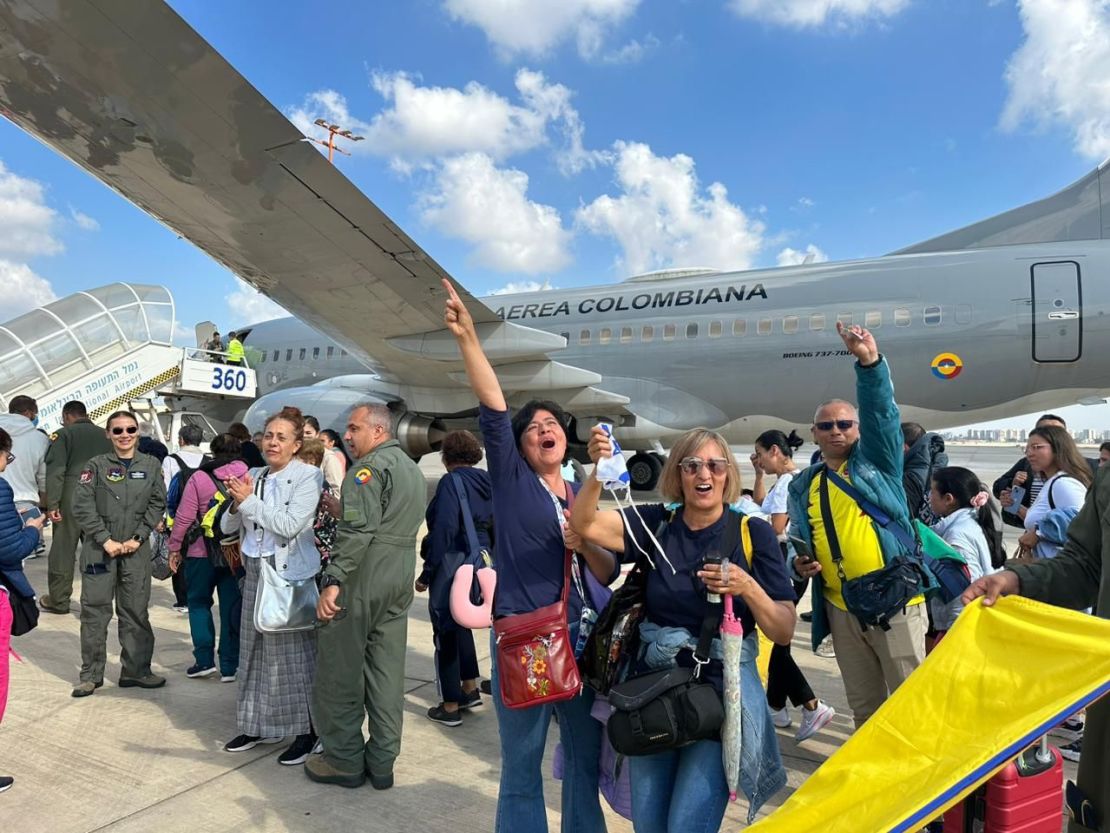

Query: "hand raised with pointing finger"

xmin=836 ymin=321 xmax=879 ymax=365
xmin=442 ymin=278 xmax=475 ymax=340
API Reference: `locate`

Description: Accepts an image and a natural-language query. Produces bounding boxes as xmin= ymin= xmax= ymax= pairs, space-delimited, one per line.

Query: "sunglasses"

xmin=111 ymin=426 xmax=138 ymax=435
xmin=814 ymin=420 xmax=857 ymax=432
xmin=679 ymin=457 xmax=730 ymax=476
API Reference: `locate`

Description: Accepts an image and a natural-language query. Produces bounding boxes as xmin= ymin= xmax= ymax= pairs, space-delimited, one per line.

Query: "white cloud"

xmin=226 ymin=279 xmax=289 ymax=324
xmin=0 ymin=161 xmax=62 ymax=258
xmin=288 ymin=71 xmax=602 ymax=173
xmin=490 ymin=279 xmax=555 ymax=295
xmin=420 ymin=152 xmax=572 ymax=274
xmin=776 ymin=244 xmax=828 ymax=266
xmin=69 ymin=207 xmax=99 ymax=231
xmin=443 ymin=0 xmax=640 ymax=58
xmin=727 ymin=0 xmax=911 ymax=28
xmin=1001 ymin=0 xmax=1110 ymax=160
xmin=600 ymin=35 xmax=659 ymax=65
xmin=0 ymin=260 xmax=57 ymax=316
xmin=576 ymin=141 xmax=765 ymax=275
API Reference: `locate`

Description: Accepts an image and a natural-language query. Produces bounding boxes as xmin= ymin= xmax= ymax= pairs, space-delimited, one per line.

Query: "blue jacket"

xmin=0 ymin=478 xmax=38 ymax=597
xmin=787 ymin=357 xmax=926 ymax=649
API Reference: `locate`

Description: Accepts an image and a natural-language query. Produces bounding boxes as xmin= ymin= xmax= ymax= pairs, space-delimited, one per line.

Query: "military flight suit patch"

xmin=354 ymin=467 xmax=372 ymax=485
xmin=79 ymin=469 xmax=93 ymax=484
xmin=129 ymin=470 xmax=147 ymax=479
xmin=106 ymin=466 xmax=125 ymax=483
xmin=49 ymin=432 xmax=59 ymax=442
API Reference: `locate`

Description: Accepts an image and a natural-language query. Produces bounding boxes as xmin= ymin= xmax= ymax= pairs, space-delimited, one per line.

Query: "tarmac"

xmin=1 ymin=446 xmax=1078 ymax=832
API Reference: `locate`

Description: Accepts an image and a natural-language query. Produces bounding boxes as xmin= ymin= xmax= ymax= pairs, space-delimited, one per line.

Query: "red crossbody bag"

xmin=492 ymin=484 xmax=582 ymax=709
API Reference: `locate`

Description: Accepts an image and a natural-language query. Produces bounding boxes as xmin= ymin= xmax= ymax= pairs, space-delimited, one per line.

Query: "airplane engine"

xmin=242 ymin=386 xmax=445 ymax=457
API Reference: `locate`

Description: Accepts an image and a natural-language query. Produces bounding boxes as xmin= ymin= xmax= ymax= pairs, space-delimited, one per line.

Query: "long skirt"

xmin=237 ymin=557 xmax=316 ymax=737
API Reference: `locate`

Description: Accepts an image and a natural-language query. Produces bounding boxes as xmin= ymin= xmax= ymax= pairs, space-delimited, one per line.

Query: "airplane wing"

xmin=0 ymin=1 xmax=627 ymax=413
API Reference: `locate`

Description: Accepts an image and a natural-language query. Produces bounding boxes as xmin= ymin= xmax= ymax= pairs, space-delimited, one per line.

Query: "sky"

xmin=1 ymin=0 xmax=1110 ymax=431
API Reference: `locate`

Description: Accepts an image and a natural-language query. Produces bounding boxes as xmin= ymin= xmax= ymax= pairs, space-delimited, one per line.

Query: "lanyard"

xmin=536 ymin=475 xmax=587 ymax=605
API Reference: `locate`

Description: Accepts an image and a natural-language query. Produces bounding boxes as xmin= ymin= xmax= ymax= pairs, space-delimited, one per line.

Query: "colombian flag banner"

xmin=747 ymin=596 xmax=1110 ymax=833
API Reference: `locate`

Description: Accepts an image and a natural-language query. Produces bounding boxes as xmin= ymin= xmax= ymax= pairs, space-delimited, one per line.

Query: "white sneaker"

xmin=770 ymin=707 xmax=792 ymax=729
xmin=220 ymin=673 xmax=237 ymax=683
xmin=815 ymin=636 xmax=836 ymax=658
xmin=796 ymin=701 xmax=835 ymax=741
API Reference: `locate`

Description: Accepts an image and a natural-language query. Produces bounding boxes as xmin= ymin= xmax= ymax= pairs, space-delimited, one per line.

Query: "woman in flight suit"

xmin=70 ymin=411 xmax=166 ymax=698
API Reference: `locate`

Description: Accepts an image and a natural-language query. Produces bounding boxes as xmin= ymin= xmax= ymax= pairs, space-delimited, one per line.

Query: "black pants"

xmin=766 ymin=577 xmax=815 ymax=710
xmin=433 ymin=622 xmax=479 ymax=704
xmin=171 ymin=567 xmax=188 ymax=607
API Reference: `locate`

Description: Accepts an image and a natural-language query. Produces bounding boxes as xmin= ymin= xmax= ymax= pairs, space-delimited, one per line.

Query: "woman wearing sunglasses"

xmin=571 ymin=427 xmax=797 ymax=832
xmin=69 ymin=411 xmax=167 ymax=697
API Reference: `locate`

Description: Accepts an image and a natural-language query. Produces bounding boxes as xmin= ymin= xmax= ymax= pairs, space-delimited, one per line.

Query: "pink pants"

xmin=0 ymin=592 xmax=12 ymax=723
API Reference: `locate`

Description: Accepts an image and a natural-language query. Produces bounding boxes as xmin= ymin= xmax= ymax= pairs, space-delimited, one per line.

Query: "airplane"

xmin=1 ymin=1 xmax=1108 ymax=491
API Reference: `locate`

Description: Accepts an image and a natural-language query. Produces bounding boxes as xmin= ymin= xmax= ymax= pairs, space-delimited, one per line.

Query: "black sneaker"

xmin=459 ymin=690 xmax=483 ymax=710
xmin=426 ymin=704 xmax=462 ymax=727
xmin=186 ymin=664 xmax=217 ymax=679
xmin=479 ymin=679 xmax=493 ymax=696
xmin=279 ymin=733 xmax=318 ymax=766
xmin=800 ymin=611 xmax=814 ymax=623
xmin=1060 ymin=738 xmax=1083 ymax=763
xmin=224 ymin=734 xmax=282 ymax=753
xmin=0 ymin=775 xmax=12 ymax=793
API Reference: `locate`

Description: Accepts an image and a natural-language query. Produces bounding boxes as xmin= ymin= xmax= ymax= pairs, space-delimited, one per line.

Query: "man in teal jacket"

xmin=788 ymin=323 xmax=931 ymax=727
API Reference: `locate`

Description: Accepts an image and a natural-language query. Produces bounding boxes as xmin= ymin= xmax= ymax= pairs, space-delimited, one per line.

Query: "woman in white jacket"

xmin=927 ymin=466 xmax=1005 ymax=649
xmin=220 ymin=406 xmax=324 ymax=766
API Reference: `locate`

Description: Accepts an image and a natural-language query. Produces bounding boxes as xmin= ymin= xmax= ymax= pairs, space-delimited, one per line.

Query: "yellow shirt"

xmin=807 ymin=463 xmax=923 ymax=611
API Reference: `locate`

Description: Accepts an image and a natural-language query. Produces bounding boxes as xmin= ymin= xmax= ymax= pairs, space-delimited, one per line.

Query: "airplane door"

xmin=1031 ymin=261 xmax=1082 ymax=362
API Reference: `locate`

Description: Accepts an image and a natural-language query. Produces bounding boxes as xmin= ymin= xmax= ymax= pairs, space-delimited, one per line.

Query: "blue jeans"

xmin=184 ymin=557 xmax=241 ymax=675
xmin=490 ymin=629 xmax=607 ymax=833
xmin=629 ymin=740 xmax=729 ymax=833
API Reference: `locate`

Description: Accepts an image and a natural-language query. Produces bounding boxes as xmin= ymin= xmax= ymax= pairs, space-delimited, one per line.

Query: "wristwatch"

xmin=320 ymin=574 xmax=342 ymax=589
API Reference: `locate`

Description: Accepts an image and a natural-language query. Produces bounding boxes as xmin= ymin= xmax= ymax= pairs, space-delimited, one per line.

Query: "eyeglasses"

xmin=814 ymin=420 xmax=858 ymax=432
xmin=4 ymin=453 xmax=13 ymax=464
xmin=111 ymin=426 xmax=138 ymax=435
xmin=679 ymin=457 xmax=730 ymax=476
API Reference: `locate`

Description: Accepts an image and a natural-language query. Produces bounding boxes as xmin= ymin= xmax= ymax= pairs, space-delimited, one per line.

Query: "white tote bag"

xmin=254 ymin=557 xmax=319 ymax=634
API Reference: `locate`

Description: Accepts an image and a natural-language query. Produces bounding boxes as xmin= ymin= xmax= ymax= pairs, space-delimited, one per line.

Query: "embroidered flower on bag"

xmin=523 ymin=635 xmax=555 ymax=697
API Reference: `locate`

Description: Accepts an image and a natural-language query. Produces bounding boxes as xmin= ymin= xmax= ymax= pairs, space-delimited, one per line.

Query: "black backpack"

xmin=165 ymin=453 xmax=210 ymax=522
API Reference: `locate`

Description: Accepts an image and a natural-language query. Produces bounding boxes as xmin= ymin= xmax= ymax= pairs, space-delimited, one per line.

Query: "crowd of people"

xmin=0 ymin=288 xmax=1105 ymax=831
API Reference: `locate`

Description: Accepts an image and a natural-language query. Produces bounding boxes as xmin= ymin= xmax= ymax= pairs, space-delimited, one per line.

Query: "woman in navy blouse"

xmin=444 ymin=280 xmax=614 ymax=833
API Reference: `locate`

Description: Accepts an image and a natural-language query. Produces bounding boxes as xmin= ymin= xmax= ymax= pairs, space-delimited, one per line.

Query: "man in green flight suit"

xmin=966 ymin=465 xmax=1110 ymax=832
xmin=306 ymin=402 xmax=426 ymax=789
xmin=39 ymin=400 xmax=112 ymax=613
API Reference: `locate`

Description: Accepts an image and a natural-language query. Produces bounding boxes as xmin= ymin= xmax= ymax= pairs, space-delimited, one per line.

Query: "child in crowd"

xmin=926 ymin=466 xmax=1004 ymax=650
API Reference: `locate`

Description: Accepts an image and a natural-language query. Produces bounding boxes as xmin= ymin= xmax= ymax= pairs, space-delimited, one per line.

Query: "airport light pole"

xmin=307 ymin=118 xmax=365 ymax=163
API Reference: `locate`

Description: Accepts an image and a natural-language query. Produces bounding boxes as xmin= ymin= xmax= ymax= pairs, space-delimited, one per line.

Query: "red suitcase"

xmin=943 ymin=738 xmax=1064 ymax=832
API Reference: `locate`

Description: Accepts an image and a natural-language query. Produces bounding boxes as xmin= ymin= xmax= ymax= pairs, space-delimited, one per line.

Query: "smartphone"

xmin=788 ymin=535 xmax=815 ymax=562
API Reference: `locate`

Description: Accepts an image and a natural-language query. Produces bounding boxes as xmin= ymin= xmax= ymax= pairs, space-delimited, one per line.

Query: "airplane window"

xmin=810 ymin=313 xmax=825 ymax=331
xmin=327 ymin=346 xmax=334 ymax=358
xmin=258 ymin=353 xmax=265 ymax=363
xmin=299 ymin=348 xmax=306 ymax=360
xmin=924 ymin=306 xmax=942 ymax=326
xmin=312 ymin=347 xmax=320 ymax=359
xmin=341 ymin=349 xmax=348 ymax=356
xmin=642 ymin=325 xmax=654 ymax=342
xmin=865 ymin=310 xmax=882 ymax=328
xmin=579 ymin=329 xmax=591 ymax=345
xmin=894 ymin=308 xmax=911 ymax=327
xmin=783 ymin=315 xmax=799 ymax=334
xmin=708 ymin=320 xmax=722 ymax=338
xmin=285 ymin=349 xmax=293 ymax=362
xmin=620 ymin=326 xmax=633 ymax=344
xmin=757 ymin=318 xmax=772 ymax=336
xmin=272 ymin=350 xmax=279 ymax=362
xmin=956 ymin=304 xmax=972 ymax=324
xmin=663 ymin=324 xmax=676 ymax=341
xmin=686 ymin=323 xmax=698 ymax=339
xmin=837 ymin=313 xmax=853 ymax=327
xmin=732 ymin=319 xmax=746 ymax=336
xmin=599 ymin=328 xmax=612 ymax=345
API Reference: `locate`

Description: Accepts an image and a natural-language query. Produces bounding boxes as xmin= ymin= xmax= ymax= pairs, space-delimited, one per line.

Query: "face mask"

xmin=31 ymin=415 xmax=39 ymax=427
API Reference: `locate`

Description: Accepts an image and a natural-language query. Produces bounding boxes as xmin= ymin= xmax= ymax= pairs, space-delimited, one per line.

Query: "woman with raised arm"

xmin=570 ymin=426 xmax=796 ymax=831
xmin=443 ymin=278 xmax=611 ymax=833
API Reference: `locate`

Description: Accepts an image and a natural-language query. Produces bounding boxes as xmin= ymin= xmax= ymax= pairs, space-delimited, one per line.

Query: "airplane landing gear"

xmin=628 ymin=452 xmax=663 ymax=492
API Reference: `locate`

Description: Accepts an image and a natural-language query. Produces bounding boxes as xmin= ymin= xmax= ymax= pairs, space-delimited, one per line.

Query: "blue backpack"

xmin=165 ymin=454 xmax=210 ymax=527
